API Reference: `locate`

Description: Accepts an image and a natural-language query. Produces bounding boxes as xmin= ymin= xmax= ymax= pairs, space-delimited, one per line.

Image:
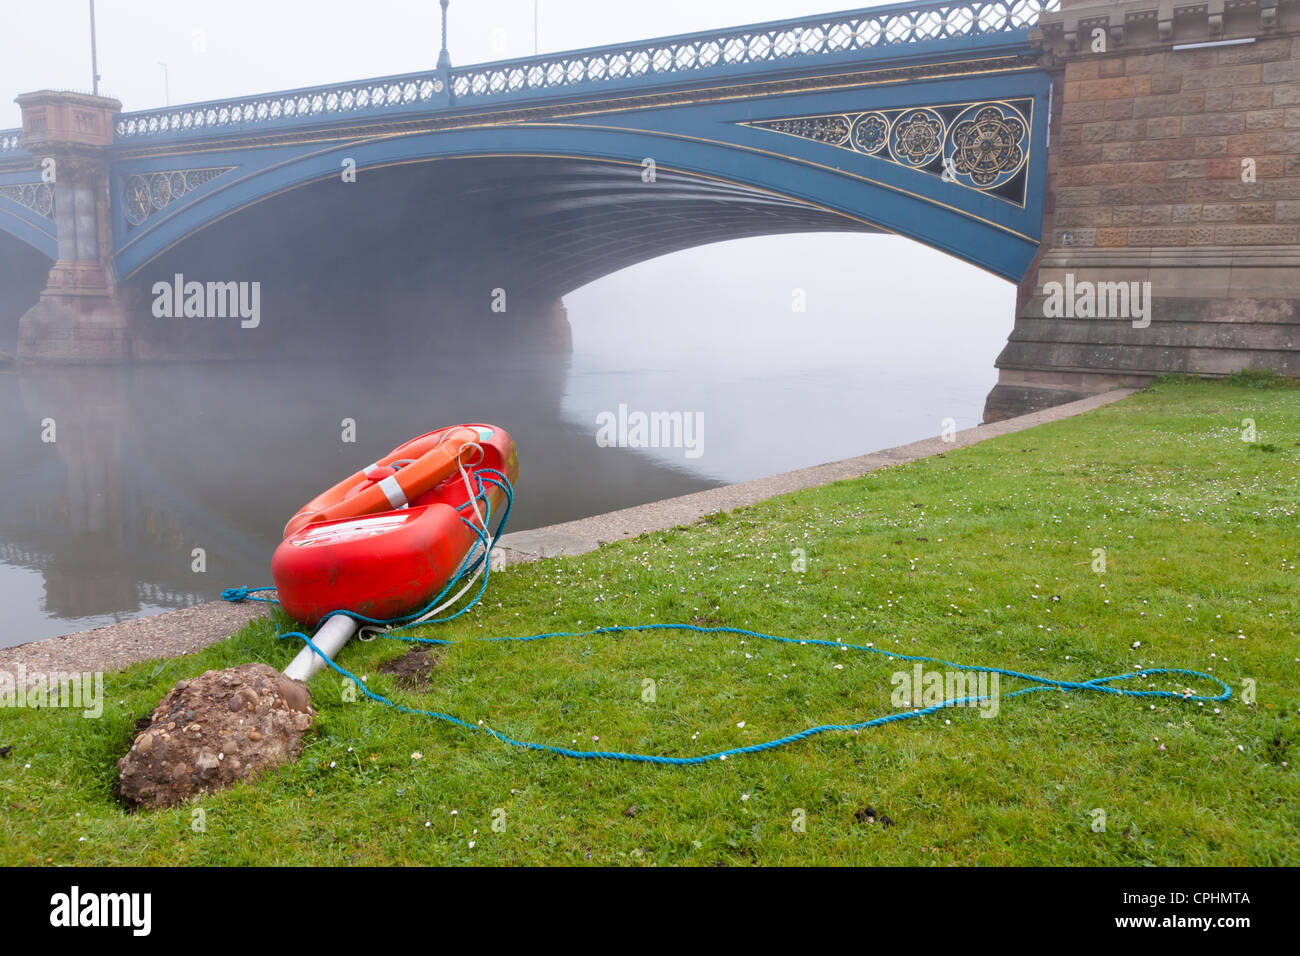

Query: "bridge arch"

xmin=0 ymin=178 xmax=58 ymax=260
xmin=0 ymin=231 xmax=53 ymax=350
xmin=111 ymin=70 xmax=1051 ymax=288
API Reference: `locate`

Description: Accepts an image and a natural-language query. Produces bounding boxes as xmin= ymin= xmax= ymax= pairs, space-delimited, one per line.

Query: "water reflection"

xmin=0 ymin=352 xmax=719 ymax=645
xmin=0 ymin=347 xmax=995 ymax=646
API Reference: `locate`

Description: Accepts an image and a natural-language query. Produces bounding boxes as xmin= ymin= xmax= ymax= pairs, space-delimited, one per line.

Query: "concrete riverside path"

xmin=0 ymin=388 xmax=1134 ymax=680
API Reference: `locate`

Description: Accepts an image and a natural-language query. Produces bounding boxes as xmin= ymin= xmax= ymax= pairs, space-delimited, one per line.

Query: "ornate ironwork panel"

xmin=122 ymin=166 xmax=235 ymax=229
xmin=745 ymin=98 xmax=1033 ymax=204
xmin=0 ymin=182 xmax=55 ymax=218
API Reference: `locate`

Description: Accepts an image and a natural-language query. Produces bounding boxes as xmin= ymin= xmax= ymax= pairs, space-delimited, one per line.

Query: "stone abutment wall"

xmin=985 ymin=0 xmax=1300 ymax=420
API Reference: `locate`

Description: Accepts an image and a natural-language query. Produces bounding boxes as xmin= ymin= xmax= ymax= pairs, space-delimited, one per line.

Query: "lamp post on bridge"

xmin=437 ymin=0 xmax=451 ymax=70
xmin=88 ymin=0 xmax=101 ymax=95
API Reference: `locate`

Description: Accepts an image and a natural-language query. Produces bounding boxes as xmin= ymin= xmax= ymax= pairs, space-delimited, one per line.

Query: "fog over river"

xmin=0 ymin=234 xmax=1013 ymax=646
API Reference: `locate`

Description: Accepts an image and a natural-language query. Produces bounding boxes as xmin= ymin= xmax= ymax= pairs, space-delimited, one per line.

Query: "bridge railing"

xmin=111 ymin=0 xmax=1058 ymax=144
xmin=0 ymin=129 xmax=24 ymax=153
xmin=450 ymin=0 xmax=1058 ymax=101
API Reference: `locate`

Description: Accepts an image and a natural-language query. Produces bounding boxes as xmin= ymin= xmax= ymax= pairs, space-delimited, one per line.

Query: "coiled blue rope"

xmin=225 ymin=470 xmax=1231 ymax=765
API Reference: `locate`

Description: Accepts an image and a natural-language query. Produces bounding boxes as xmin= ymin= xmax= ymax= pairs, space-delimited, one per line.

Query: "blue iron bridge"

xmin=0 ymin=0 xmax=1058 ymax=300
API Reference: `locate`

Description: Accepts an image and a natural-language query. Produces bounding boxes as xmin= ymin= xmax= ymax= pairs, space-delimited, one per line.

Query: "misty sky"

xmin=1 ymin=0 xmax=1014 ymax=370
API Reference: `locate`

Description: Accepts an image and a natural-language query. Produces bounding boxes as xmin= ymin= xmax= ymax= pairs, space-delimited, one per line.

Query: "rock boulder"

xmin=117 ymin=662 xmax=315 ymax=809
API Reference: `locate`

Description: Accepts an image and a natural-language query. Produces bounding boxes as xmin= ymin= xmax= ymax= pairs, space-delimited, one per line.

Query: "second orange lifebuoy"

xmin=282 ymin=425 xmax=482 ymax=539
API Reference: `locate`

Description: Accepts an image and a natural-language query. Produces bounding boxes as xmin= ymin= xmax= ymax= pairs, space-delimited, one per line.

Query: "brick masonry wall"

xmin=986 ymin=17 xmax=1300 ymax=422
xmin=1052 ymin=37 xmax=1300 ymax=248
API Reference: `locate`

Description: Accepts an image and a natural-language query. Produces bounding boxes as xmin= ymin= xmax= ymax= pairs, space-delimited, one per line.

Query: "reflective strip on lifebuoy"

xmin=282 ymin=425 xmax=480 ymax=538
xmin=378 ymin=475 xmax=407 ymax=510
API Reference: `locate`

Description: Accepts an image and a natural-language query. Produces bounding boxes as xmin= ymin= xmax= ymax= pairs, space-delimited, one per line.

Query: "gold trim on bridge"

xmin=117 ymin=151 xmax=1029 ymax=284
xmin=108 ymin=54 xmax=1041 ymax=162
xmin=739 ymin=98 xmax=1034 ymax=206
xmin=110 ymin=51 xmax=1044 ymax=274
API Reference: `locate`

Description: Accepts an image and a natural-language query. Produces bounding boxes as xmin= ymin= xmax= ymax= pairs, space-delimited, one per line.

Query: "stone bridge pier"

xmin=985 ymin=0 xmax=1300 ymax=420
xmin=6 ymin=0 xmax=1299 ymax=390
xmin=12 ymin=92 xmax=133 ymax=362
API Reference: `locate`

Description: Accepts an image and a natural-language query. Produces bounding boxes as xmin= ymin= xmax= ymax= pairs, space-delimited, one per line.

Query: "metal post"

xmin=89 ymin=0 xmax=100 ymax=95
xmin=283 ymin=615 xmax=361 ymax=683
xmin=437 ymin=0 xmax=451 ymax=69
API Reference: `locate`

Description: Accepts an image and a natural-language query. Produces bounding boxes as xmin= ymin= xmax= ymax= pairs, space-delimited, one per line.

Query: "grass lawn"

xmin=2 ymin=376 xmax=1296 ymax=866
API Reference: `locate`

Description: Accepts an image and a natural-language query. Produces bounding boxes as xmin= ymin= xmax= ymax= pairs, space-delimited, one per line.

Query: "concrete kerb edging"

xmin=0 ymin=388 xmax=1136 ymax=680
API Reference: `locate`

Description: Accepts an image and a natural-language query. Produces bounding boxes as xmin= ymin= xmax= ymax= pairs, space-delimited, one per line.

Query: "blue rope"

xmin=225 ymin=470 xmax=1231 ymax=765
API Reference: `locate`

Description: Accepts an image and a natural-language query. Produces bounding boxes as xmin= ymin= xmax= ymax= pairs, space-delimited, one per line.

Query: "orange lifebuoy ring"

xmin=282 ymin=425 xmax=482 ymax=539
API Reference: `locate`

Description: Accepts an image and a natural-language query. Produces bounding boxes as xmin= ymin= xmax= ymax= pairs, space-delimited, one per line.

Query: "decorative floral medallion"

xmin=149 ymin=172 xmax=172 ymax=210
xmin=888 ymin=108 xmax=945 ymax=168
xmin=850 ymin=112 xmax=890 ymax=155
xmin=945 ymin=102 xmax=1027 ymax=189
xmin=124 ymin=178 xmax=153 ymax=227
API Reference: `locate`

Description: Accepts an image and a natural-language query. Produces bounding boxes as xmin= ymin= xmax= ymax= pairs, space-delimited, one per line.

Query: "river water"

xmin=0 ymin=345 xmax=997 ymax=647
xmin=0 ymin=232 xmax=1013 ymax=647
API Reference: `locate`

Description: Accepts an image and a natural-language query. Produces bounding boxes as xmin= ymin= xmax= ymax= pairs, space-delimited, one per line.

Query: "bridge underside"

xmin=0 ymin=238 xmax=50 ymax=352
xmin=159 ymin=155 xmax=880 ymax=299
xmin=127 ymin=156 xmax=880 ymax=356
